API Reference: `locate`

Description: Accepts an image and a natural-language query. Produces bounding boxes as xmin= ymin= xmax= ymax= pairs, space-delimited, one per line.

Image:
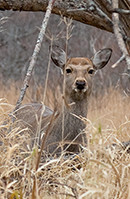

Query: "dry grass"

xmin=0 ymin=82 xmax=130 ymax=199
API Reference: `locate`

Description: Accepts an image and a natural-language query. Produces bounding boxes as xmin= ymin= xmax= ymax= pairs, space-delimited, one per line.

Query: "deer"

xmin=14 ymin=45 xmax=112 ymax=156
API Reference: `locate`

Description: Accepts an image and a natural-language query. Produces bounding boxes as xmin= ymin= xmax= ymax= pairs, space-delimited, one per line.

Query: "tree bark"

xmin=0 ymin=0 xmax=130 ymax=53
xmin=0 ymin=0 xmax=119 ymax=32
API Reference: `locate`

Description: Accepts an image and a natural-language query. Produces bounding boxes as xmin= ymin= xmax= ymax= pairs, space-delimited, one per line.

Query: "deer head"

xmin=51 ymin=45 xmax=112 ymax=102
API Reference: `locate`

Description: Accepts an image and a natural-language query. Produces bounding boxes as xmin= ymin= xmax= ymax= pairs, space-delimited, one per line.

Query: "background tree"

xmin=0 ymin=0 xmax=129 ymax=51
xmin=0 ymin=0 xmax=129 ymax=96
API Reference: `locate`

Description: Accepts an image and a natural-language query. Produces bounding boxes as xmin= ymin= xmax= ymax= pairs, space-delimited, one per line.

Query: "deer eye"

xmin=66 ymin=68 xmax=72 ymax=74
xmin=88 ymin=69 xmax=95 ymax=75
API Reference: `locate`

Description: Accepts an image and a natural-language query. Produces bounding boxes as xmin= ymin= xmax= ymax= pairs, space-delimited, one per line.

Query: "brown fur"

xmin=67 ymin=57 xmax=93 ymax=66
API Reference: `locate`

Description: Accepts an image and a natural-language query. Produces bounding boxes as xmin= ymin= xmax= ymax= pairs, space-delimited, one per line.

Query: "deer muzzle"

xmin=74 ymin=79 xmax=88 ymax=93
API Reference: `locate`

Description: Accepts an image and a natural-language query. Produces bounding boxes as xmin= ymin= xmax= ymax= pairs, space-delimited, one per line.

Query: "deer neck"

xmin=59 ymin=97 xmax=88 ymax=142
xmin=63 ymin=95 xmax=88 ymax=118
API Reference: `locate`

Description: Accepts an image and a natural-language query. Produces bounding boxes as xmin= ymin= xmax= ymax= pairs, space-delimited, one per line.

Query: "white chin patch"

xmin=74 ymin=88 xmax=87 ymax=93
xmin=83 ymin=88 xmax=87 ymax=93
xmin=74 ymin=88 xmax=78 ymax=92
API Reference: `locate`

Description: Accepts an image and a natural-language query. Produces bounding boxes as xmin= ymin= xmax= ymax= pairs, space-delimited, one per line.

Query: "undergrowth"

xmin=0 ymin=83 xmax=130 ymax=199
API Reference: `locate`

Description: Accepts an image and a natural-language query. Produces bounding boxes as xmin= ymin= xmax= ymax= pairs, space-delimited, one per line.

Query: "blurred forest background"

xmin=0 ymin=11 xmax=129 ymax=101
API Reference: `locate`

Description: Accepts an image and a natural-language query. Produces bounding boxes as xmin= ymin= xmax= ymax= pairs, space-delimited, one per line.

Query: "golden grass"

xmin=0 ymin=82 xmax=130 ymax=199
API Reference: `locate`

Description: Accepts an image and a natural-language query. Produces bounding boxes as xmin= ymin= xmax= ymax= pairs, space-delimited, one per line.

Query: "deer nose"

xmin=76 ymin=80 xmax=86 ymax=90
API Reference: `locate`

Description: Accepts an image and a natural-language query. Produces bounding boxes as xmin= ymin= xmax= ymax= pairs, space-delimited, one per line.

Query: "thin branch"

xmin=111 ymin=54 xmax=125 ymax=68
xmin=13 ymin=0 xmax=56 ymax=113
xmin=110 ymin=8 xmax=130 ymax=15
xmin=112 ymin=0 xmax=130 ymax=71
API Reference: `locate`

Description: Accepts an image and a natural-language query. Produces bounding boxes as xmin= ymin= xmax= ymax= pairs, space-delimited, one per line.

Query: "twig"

xmin=110 ymin=8 xmax=130 ymax=15
xmin=14 ymin=0 xmax=56 ymax=113
xmin=111 ymin=54 xmax=125 ymax=68
xmin=52 ymin=182 xmax=78 ymax=199
xmin=112 ymin=0 xmax=130 ymax=70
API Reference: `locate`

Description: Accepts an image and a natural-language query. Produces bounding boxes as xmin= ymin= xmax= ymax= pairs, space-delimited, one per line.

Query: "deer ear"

xmin=51 ymin=45 xmax=66 ymax=69
xmin=92 ymin=48 xmax=112 ymax=70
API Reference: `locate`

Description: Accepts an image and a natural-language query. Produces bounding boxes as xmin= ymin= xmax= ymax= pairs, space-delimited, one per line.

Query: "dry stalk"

xmin=14 ymin=0 xmax=56 ymax=113
xmin=112 ymin=0 xmax=130 ymax=70
xmin=61 ymin=17 xmax=73 ymax=154
xmin=43 ymin=39 xmax=53 ymax=103
xmin=29 ymin=1 xmax=56 ymax=198
xmin=103 ymin=153 xmax=121 ymax=187
xmin=52 ymin=182 xmax=78 ymax=199
xmin=35 ymin=110 xmax=58 ymax=171
xmin=34 ymin=39 xmax=53 ymax=147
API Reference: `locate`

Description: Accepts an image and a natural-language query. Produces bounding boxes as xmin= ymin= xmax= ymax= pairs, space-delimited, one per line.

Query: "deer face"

xmin=64 ymin=58 xmax=94 ymax=100
xmin=51 ymin=45 xmax=112 ymax=101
